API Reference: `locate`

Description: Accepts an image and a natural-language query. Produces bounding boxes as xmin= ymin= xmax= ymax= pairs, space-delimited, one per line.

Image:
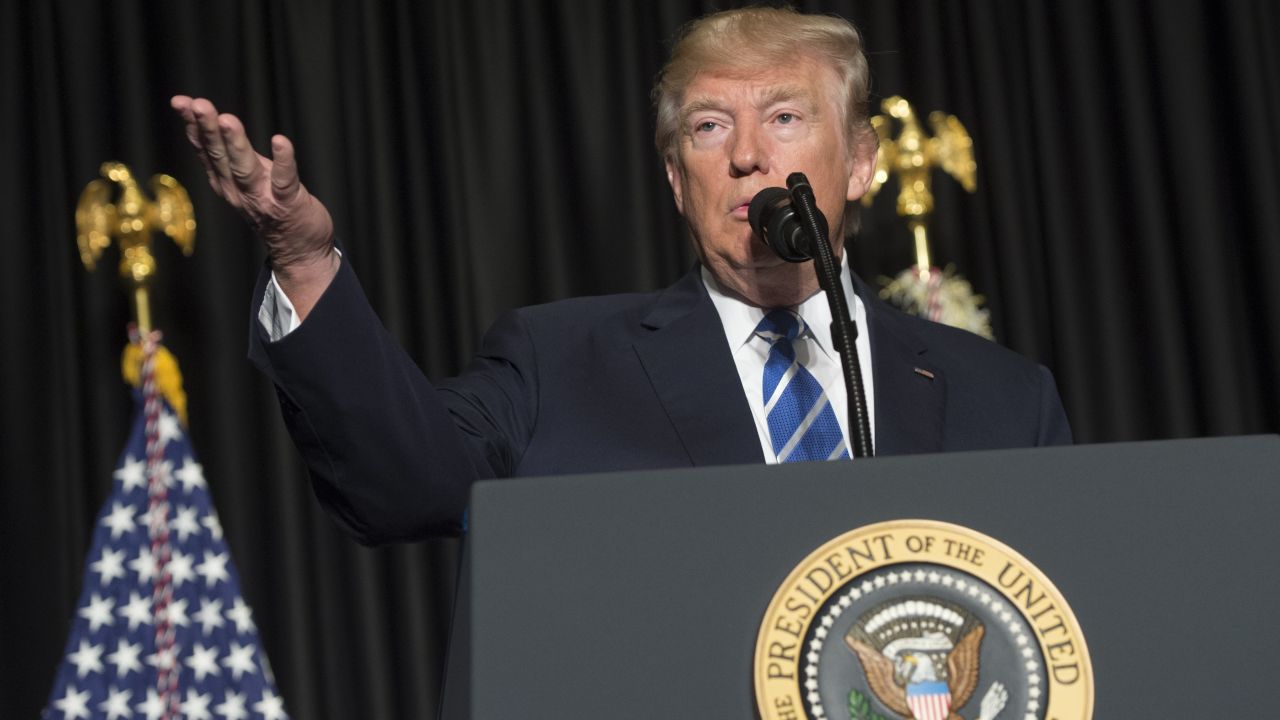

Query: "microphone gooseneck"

xmin=748 ymin=174 xmax=874 ymax=459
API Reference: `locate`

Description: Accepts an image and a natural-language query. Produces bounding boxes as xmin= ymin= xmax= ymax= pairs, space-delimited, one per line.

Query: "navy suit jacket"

xmin=249 ymin=259 xmax=1071 ymax=543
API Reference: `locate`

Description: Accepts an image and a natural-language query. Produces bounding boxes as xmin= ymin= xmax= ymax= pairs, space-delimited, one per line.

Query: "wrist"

xmin=273 ymin=247 xmax=340 ymax=323
xmin=273 ymin=243 xmax=338 ymax=286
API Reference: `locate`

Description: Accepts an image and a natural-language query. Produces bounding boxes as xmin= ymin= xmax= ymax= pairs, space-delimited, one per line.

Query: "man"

xmin=172 ymin=7 xmax=1070 ymax=545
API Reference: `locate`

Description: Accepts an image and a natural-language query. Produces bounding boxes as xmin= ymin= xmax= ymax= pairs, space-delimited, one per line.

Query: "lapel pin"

xmin=913 ymin=367 xmax=935 ymax=380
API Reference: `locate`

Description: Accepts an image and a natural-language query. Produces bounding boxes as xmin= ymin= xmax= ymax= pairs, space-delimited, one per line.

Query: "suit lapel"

xmin=633 ymin=270 xmax=765 ymax=467
xmin=855 ymin=275 xmax=946 ymax=456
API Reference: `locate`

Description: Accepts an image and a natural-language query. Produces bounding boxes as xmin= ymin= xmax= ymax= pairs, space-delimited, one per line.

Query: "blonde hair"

xmin=652 ymin=6 xmax=873 ymax=164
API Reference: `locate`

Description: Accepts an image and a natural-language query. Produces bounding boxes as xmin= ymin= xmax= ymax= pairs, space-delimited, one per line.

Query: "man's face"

xmin=666 ymin=58 xmax=875 ymax=308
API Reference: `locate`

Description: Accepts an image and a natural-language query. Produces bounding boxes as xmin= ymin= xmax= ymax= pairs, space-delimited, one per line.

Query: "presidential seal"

xmin=754 ymin=520 xmax=1092 ymax=720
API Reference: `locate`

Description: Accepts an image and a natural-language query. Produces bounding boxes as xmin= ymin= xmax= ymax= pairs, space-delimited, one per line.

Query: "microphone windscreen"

xmin=748 ymin=187 xmax=790 ymax=237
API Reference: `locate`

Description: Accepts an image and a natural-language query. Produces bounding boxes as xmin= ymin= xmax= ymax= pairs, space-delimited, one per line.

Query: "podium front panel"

xmin=464 ymin=436 xmax=1279 ymax=717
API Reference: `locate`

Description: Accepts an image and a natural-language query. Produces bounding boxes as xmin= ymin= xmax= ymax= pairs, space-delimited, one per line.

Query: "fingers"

xmin=173 ymin=95 xmax=275 ymax=202
xmin=269 ymin=134 xmax=301 ymax=202
xmin=190 ymin=98 xmax=234 ymax=181
xmin=217 ymin=113 xmax=267 ymax=191
xmin=172 ymin=96 xmax=219 ymax=189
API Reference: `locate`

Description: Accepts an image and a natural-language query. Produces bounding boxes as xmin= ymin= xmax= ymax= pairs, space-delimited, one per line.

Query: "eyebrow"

xmin=679 ymin=84 xmax=816 ymax=126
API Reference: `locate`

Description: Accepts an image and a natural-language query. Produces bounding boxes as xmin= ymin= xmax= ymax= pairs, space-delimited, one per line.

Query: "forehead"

xmin=678 ymin=57 xmax=842 ymax=113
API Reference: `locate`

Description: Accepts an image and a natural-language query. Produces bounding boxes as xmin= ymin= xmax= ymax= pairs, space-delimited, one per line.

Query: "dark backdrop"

xmin=3 ymin=1 xmax=1278 ymax=717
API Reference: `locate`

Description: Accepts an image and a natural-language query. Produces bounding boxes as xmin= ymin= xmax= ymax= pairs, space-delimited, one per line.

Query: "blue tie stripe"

xmin=757 ymin=310 xmax=850 ymax=462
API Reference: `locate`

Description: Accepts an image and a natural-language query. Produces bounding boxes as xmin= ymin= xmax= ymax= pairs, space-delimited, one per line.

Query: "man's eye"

xmin=776 ymin=113 xmax=795 ymax=124
xmin=696 ymin=121 xmax=718 ymax=132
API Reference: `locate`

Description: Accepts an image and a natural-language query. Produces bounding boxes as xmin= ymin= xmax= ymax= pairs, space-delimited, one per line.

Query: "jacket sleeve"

xmin=246 ymin=258 xmax=536 ymax=543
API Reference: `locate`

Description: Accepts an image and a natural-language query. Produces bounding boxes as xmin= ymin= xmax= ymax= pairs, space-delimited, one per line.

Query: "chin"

xmin=726 ymin=263 xmax=821 ymax=309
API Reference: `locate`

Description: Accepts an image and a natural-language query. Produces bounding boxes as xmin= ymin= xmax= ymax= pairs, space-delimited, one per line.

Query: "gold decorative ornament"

xmin=863 ymin=97 xmax=993 ymax=340
xmin=76 ymin=162 xmax=196 ymax=334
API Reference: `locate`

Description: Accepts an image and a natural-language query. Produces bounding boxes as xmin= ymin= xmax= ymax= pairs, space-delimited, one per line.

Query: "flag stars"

xmin=157 ymin=410 xmax=184 ymax=448
xmin=172 ymin=505 xmax=202 ymax=543
xmin=106 ymin=638 xmax=143 ymax=678
xmin=101 ymin=502 xmax=138 ymax=539
xmin=56 ymin=403 xmax=288 ymax=720
xmin=175 ymin=457 xmax=206 ymax=493
xmin=223 ymin=641 xmax=258 ymax=680
xmin=136 ymin=507 xmax=161 ymax=535
xmin=136 ymin=688 xmax=165 ymax=720
xmin=253 ymin=688 xmax=288 ymax=720
xmin=180 ymin=687 xmax=213 ymax=720
xmin=214 ymin=690 xmax=249 ymax=720
xmin=195 ymin=597 xmax=226 ymax=635
xmin=52 ymin=684 xmax=91 ymax=720
xmin=136 ymin=497 xmax=174 ymax=535
xmin=66 ymin=639 xmax=105 ymax=678
xmin=145 ymin=644 xmax=181 ymax=673
xmin=113 ymin=456 xmax=147 ymax=492
xmin=197 ymin=550 xmax=230 ymax=587
xmin=98 ymin=686 xmax=132 ymax=720
xmin=186 ymin=642 xmax=222 ymax=682
xmin=169 ymin=548 xmax=196 ymax=587
xmin=118 ymin=591 xmax=152 ymax=630
xmin=143 ymin=459 xmax=176 ymax=492
xmin=168 ymin=597 xmax=191 ymax=628
xmin=90 ymin=547 xmax=127 ymax=585
xmin=202 ymin=512 xmax=224 ymax=541
xmin=78 ymin=593 xmax=115 ymax=633
xmin=226 ymin=597 xmax=256 ymax=634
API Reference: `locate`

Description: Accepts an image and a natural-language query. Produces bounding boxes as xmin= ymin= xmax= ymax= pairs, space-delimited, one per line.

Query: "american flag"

xmin=45 ymin=378 xmax=286 ymax=719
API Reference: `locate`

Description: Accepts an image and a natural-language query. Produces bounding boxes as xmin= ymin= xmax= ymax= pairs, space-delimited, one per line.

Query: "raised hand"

xmin=171 ymin=95 xmax=337 ymax=319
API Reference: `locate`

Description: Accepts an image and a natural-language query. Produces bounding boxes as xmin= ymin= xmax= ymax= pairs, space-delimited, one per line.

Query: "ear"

xmin=844 ymin=132 xmax=877 ymax=203
xmin=665 ymin=155 xmax=686 ymax=216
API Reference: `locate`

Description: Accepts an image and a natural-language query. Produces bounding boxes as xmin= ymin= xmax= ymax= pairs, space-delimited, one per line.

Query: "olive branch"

xmin=848 ymin=688 xmax=890 ymax=720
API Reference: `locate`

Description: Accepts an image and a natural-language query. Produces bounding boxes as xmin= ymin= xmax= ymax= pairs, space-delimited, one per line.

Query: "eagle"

xmin=845 ymin=625 xmax=985 ymax=720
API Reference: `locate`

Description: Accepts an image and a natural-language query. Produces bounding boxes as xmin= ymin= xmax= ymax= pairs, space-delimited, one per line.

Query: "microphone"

xmin=747 ymin=186 xmax=829 ymax=262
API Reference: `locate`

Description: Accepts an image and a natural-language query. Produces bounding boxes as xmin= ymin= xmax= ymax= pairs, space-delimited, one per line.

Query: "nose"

xmin=729 ymin=123 xmax=770 ymax=177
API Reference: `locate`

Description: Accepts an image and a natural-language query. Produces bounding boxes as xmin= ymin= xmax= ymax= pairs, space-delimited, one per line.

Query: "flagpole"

xmin=51 ymin=160 xmax=288 ymax=720
xmin=74 ymin=162 xmax=197 ymax=719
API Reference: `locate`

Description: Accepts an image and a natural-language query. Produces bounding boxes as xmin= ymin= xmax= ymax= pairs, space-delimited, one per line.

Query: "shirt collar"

xmin=701 ymin=256 xmax=862 ymax=360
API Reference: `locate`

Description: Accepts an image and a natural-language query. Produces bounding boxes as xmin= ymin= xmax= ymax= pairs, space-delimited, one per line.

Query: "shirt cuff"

xmin=259 ymin=272 xmax=301 ymax=341
xmin=257 ymin=248 xmax=342 ymax=342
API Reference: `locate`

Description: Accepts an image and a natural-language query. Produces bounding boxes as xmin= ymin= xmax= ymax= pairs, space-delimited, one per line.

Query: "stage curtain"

xmin=3 ymin=0 xmax=1277 ymax=716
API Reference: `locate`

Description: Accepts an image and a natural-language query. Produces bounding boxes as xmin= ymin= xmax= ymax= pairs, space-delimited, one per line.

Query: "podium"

xmin=441 ymin=436 xmax=1280 ymax=717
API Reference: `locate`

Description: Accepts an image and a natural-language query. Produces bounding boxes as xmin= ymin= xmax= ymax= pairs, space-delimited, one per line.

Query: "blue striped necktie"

xmin=756 ymin=309 xmax=850 ymax=462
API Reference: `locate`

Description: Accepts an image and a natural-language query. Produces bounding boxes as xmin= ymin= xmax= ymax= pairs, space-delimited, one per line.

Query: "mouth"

xmin=729 ymin=195 xmax=755 ymax=220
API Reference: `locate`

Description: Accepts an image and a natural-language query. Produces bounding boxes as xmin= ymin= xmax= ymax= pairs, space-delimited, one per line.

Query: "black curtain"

xmin=3 ymin=1 xmax=1278 ymax=717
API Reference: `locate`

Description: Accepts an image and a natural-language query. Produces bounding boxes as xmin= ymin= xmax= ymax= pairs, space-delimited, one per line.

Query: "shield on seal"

xmin=906 ymin=681 xmax=952 ymax=720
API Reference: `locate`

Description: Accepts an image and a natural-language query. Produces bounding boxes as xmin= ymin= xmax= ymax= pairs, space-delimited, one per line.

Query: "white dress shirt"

xmin=702 ymin=258 xmax=875 ymax=463
xmin=261 ymin=258 xmax=876 ymax=462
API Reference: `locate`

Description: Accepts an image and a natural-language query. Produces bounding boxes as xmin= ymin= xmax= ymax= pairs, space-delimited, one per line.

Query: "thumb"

xmin=269 ymin=134 xmax=302 ymax=203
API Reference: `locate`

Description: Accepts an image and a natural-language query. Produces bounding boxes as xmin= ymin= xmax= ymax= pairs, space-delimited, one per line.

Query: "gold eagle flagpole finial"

xmin=76 ymin=161 xmax=196 ymax=424
xmin=863 ymin=96 xmax=993 ymax=339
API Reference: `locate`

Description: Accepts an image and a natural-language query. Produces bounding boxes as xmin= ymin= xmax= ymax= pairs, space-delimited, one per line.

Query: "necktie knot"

xmin=755 ymin=309 xmax=805 ymax=344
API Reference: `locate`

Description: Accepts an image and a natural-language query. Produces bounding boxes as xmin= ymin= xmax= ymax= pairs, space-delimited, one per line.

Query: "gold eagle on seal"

xmin=844 ymin=598 xmax=1008 ymax=720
